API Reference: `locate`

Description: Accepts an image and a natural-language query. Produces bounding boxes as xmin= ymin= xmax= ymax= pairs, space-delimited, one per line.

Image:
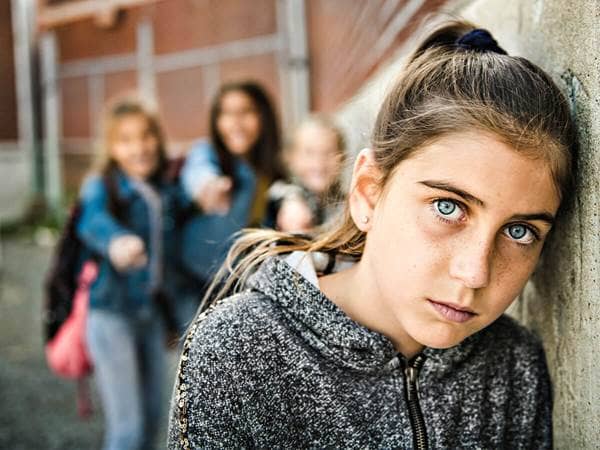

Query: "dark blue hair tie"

xmin=456 ymin=29 xmax=507 ymax=55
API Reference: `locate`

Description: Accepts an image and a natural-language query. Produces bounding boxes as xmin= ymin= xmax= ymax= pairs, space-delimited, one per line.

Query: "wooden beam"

xmin=58 ymin=34 xmax=282 ymax=78
xmin=37 ymin=0 xmax=164 ymax=30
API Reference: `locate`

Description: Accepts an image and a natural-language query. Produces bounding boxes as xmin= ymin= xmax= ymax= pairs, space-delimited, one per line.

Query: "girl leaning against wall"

xmin=168 ymin=20 xmax=576 ymax=449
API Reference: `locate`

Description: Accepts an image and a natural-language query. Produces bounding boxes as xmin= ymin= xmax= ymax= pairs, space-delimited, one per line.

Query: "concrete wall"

xmin=461 ymin=2 xmax=600 ymax=448
xmin=335 ymin=1 xmax=599 ymax=447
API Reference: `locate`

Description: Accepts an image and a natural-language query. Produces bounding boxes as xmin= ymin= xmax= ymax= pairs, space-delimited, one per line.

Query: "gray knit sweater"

xmin=168 ymin=255 xmax=552 ymax=449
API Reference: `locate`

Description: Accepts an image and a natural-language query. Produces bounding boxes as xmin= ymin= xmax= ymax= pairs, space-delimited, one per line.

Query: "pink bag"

xmin=45 ymin=261 xmax=97 ymax=379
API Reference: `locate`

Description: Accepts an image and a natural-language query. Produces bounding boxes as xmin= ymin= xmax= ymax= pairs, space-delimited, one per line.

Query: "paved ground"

xmin=0 ymin=236 xmax=176 ymax=449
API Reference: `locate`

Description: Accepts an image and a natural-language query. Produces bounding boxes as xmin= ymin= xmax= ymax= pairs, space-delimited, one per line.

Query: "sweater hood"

xmin=246 ymin=253 xmax=480 ymax=375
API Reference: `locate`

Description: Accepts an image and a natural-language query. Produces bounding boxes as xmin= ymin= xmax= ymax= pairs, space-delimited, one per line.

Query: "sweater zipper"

xmin=403 ymin=354 xmax=428 ymax=450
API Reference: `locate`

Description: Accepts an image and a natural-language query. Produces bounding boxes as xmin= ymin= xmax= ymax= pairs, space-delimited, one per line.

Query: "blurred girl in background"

xmin=77 ymin=97 xmax=184 ymax=450
xmin=177 ymin=81 xmax=283 ymax=328
xmin=266 ymin=114 xmax=346 ymax=232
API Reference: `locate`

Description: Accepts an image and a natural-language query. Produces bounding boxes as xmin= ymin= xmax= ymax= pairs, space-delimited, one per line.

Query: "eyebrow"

xmin=509 ymin=213 xmax=555 ymax=226
xmin=418 ymin=180 xmax=485 ymax=207
xmin=418 ymin=179 xmax=556 ymax=226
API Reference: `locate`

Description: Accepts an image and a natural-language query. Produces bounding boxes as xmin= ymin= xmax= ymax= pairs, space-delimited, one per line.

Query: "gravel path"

xmin=0 ymin=237 xmax=177 ymax=449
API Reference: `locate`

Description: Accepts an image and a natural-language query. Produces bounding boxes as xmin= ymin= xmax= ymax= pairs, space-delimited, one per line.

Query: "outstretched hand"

xmin=277 ymin=197 xmax=314 ymax=233
xmin=108 ymin=234 xmax=148 ymax=272
xmin=196 ymin=176 xmax=233 ymax=215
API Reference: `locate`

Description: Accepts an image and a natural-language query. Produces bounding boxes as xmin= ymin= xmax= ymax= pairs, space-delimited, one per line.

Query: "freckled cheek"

xmin=383 ymin=210 xmax=449 ymax=274
xmin=419 ymin=216 xmax=447 ymax=238
xmin=413 ymin=210 xmax=457 ymax=257
xmin=489 ymin=248 xmax=540 ymax=308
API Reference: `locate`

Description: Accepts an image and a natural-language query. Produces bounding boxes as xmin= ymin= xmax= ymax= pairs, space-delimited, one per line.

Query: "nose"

xmin=449 ymin=237 xmax=493 ymax=289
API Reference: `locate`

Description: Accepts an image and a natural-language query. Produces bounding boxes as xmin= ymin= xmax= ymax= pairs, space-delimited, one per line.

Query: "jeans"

xmin=87 ymin=309 xmax=166 ymax=450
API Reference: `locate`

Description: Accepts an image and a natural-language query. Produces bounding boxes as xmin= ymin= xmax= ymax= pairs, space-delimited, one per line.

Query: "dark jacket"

xmin=168 ymin=254 xmax=552 ymax=449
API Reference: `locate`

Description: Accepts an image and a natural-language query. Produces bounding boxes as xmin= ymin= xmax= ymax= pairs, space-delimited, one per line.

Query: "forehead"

xmin=390 ymin=131 xmax=561 ymax=215
xmin=113 ymin=113 xmax=149 ymax=132
xmin=295 ymin=124 xmax=338 ymax=148
xmin=220 ymin=90 xmax=255 ymax=109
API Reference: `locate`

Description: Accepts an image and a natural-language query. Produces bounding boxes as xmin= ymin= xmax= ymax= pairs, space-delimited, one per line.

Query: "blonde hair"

xmin=287 ymin=114 xmax=346 ymax=157
xmin=200 ymin=20 xmax=577 ymax=312
xmin=94 ymin=95 xmax=167 ymax=177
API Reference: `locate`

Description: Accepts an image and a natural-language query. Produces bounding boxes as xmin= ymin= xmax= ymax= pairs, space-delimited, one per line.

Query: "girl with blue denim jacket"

xmin=77 ymin=98 xmax=186 ymax=450
xmin=178 ymin=81 xmax=283 ymax=326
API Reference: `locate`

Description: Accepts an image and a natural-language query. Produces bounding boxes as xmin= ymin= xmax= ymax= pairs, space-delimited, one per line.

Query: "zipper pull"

xmin=404 ymin=354 xmax=426 ymax=400
xmin=406 ymin=366 xmax=418 ymax=384
xmin=404 ymin=366 xmax=418 ymax=400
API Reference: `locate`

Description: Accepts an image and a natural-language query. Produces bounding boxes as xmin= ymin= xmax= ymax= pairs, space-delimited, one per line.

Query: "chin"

xmin=228 ymin=144 xmax=251 ymax=155
xmin=422 ymin=337 xmax=464 ymax=350
xmin=413 ymin=326 xmax=470 ymax=350
xmin=136 ymin=168 xmax=156 ymax=179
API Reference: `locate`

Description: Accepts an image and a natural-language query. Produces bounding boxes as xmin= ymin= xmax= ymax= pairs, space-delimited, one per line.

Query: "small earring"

xmin=361 ymin=215 xmax=370 ymax=224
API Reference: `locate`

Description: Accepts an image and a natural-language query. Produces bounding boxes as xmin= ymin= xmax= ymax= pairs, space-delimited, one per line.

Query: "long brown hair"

xmin=200 ymin=20 xmax=577 ymax=311
xmin=209 ymin=81 xmax=284 ymax=182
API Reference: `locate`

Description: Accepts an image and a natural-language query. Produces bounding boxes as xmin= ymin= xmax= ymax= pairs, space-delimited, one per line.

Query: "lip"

xmin=428 ymin=299 xmax=477 ymax=323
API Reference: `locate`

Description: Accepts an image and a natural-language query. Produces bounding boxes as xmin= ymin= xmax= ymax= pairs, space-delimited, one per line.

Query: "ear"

xmin=349 ymin=148 xmax=382 ymax=232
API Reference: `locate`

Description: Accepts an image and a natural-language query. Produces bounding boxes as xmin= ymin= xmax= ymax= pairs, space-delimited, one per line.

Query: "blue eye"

xmin=436 ymin=200 xmax=456 ymax=215
xmin=508 ymin=225 xmax=526 ymax=239
xmin=432 ymin=199 xmax=464 ymax=222
xmin=505 ymin=224 xmax=536 ymax=244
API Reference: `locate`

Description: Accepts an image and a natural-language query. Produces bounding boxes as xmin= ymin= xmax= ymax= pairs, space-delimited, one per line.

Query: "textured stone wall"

xmin=335 ymin=1 xmax=599 ymax=447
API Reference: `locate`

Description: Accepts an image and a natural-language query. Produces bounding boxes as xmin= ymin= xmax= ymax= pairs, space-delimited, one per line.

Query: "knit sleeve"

xmin=167 ymin=311 xmax=252 ymax=449
xmin=507 ymin=335 xmax=553 ymax=449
